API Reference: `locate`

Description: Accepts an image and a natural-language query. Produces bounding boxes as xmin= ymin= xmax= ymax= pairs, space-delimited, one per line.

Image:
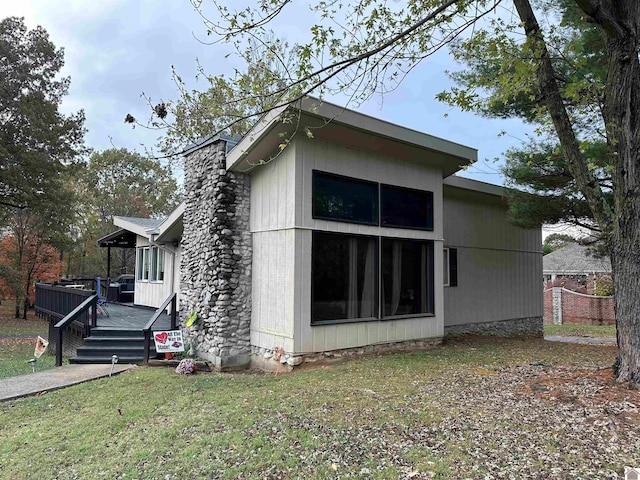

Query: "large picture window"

xmin=382 ymin=239 xmax=434 ymax=317
xmin=311 ymin=233 xmax=434 ymax=324
xmin=381 ymin=184 xmax=433 ymax=230
xmin=312 ymin=232 xmax=377 ymax=324
xmin=312 ymin=171 xmax=378 ymax=225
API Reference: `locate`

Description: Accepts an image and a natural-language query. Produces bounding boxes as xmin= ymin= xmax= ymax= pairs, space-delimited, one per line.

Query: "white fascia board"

xmin=155 ymin=202 xmax=185 ymax=243
xmin=113 ymin=216 xmax=152 ymax=238
xmin=226 ymin=102 xmax=289 ymax=171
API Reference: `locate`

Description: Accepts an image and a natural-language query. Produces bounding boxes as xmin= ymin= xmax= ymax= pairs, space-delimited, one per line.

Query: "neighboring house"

xmin=543 ymin=242 xmax=611 ymax=291
xmin=107 ymin=98 xmax=543 ymax=370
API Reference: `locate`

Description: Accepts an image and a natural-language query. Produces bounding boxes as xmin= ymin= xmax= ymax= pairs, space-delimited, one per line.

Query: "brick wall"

xmin=543 ymin=287 xmax=615 ymax=326
xmin=543 ymin=289 xmax=553 ymax=324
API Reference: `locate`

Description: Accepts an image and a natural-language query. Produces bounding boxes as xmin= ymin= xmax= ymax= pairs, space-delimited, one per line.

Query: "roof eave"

xmin=225 ymin=97 xmax=477 ymax=175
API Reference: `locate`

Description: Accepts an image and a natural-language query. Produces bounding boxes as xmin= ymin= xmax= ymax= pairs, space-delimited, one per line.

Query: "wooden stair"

xmin=69 ymin=327 xmax=157 ymax=364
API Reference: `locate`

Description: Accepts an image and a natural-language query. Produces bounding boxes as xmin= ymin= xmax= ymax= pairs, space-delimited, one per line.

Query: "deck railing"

xmin=35 ymin=283 xmax=95 ymax=332
xmin=53 ymin=295 xmax=98 ymax=366
xmin=143 ymin=293 xmax=178 ymax=364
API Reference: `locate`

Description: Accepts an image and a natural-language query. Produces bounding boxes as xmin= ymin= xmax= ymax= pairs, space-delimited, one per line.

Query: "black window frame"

xmin=380 ymin=238 xmax=435 ymax=319
xmin=380 ymin=183 xmax=434 ymax=231
xmin=311 ymin=231 xmax=379 ymax=326
xmin=312 ymin=170 xmax=379 ymax=226
xmin=311 ymin=231 xmax=435 ymax=325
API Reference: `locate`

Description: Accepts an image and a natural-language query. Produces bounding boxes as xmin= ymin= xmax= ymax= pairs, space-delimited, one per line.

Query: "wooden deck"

xmin=97 ymin=302 xmax=172 ymax=331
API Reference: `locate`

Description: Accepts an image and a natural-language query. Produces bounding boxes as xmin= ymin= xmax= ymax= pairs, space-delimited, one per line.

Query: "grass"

xmin=0 ymin=303 xmax=54 ymax=379
xmin=0 ymin=336 xmax=631 ymax=479
xmin=0 ymin=338 xmax=56 ymax=379
xmin=544 ymin=323 xmax=616 ymax=338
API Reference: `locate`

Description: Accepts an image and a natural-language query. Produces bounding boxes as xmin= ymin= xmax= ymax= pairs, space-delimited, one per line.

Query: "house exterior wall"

xmin=442 ymin=187 xmax=543 ymax=335
xmin=133 ymin=236 xmax=176 ymax=309
xmin=249 ymin=146 xmax=297 ymax=353
xmin=249 ymin=136 xmax=446 ymax=357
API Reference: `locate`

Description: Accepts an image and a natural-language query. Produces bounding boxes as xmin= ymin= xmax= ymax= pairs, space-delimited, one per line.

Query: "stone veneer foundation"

xmin=180 ymin=139 xmax=252 ymax=370
xmin=444 ymin=316 xmax=543 ymax=337
xmin=251 ymin=338 xmax=443 ymax=373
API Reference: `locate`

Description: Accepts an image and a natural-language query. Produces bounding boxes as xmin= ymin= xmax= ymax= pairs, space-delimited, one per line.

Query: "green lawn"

xmin=0 ymin=337 xmax=635 ymax=479
xmin=0 ymin=338 xmax=56 ymax=379
xmin=0 ymin=303 xmax=54 ymax=379
xmin=544 ymin=323 xmax=616 ymax=338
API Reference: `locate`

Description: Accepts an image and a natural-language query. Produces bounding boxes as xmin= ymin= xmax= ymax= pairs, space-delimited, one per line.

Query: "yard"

xmin=0 ymin=303 xmax=54 ymax=380
xmin=0 ymin=335 xmax=637 ymax=479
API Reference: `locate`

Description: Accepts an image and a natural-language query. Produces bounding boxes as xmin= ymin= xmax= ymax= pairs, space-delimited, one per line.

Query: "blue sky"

xmin=1 ymin=0 xmax=535 ymax=186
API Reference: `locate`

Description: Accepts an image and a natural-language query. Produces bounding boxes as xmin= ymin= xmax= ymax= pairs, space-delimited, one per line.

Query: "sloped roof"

xmin=543 ymin=242 xmax=611 ymax=275
xmin=224 ymin=97 xmax=477 ymax=176
xmin=113 ymin=216 xmax=165 ymax=237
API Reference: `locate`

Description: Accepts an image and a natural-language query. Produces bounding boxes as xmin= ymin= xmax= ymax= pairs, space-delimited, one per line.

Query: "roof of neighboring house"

xmin=222 ymin=96 xmax=477 ymax=176
xmin=543 ymin=242 xmax=611 ymax=275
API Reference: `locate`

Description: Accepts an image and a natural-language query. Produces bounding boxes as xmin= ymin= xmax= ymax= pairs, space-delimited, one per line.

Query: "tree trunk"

xmin=611 ymin=238 xmax=640 ymax=382
xmin=14 ymin=295 xmax=19 ymax=319
xmin=603 ymin=2 xmax=640 ymax=382
xmin=515 ymin=0 xmax=640 ymax=381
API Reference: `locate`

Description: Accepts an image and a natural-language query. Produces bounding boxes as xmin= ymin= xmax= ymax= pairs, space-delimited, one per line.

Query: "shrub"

xmin=175 ymin=358 xmax=196 ymax=375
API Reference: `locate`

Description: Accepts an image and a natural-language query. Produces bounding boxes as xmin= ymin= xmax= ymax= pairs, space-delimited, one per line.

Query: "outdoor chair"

xmin=96 ymin=277 xmax=109 ymax=317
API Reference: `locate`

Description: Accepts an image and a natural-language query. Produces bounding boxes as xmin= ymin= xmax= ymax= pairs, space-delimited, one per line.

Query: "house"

xmin=543 ymin=242 xmax=611 ymax=291
xmin=109 ymin=98 xmax=543 ymax=371
xmin=99 ymin=207 xmax=183 ymax=310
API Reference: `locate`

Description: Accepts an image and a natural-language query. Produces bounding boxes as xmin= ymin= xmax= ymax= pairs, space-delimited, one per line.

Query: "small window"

xmin=312 ymin=171 xmax=379 ymax=225
xmin=443 ymin=248 xmax=450 ymax=286
xmin=137 ymin=247 xmax=150 ymax=281
xmin=150 ymin=247 xmax=165 ymax=282
xmin=380 ymin=184 xmax=433 ymax=230
xmin=444 ymin=247 xmax=457 ymax=287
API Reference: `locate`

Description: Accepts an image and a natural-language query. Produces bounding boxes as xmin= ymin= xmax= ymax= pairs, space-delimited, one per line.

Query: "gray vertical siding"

xmin=442 ymin=187 xmax=543 ymax=326
xmin=294 ymin=137 xmax=445 ymax=353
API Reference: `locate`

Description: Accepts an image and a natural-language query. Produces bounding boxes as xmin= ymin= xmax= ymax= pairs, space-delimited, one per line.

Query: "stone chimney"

xmin=180 ymin=138 xmax=252 ymax=370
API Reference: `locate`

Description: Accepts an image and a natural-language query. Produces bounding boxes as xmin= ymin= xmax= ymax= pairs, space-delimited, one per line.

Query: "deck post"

xmin=143 ymin=330 xmax=151 ymax=364
xmin=170 ymin=294 xmax=177 ymax=330
xmin=56 ymin=327 xmax=63 ymax=367
xmin=107 ymin=246 xmax=111 ymax=278
xmin=91 ymin=302 xmax=97 ymax=329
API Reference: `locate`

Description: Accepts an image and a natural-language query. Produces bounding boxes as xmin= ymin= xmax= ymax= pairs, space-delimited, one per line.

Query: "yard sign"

xmin=152 ymin=330 xmax=185 ymax=353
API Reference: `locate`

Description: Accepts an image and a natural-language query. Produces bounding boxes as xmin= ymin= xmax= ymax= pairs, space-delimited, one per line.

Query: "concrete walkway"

xmin=545 ymin=335 xmax=616 ymax=344
xmin=0 ymin=363 xmax=136 ymax=402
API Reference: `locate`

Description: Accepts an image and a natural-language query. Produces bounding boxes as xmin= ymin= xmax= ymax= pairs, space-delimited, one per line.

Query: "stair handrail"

xmin=53 ymin=294 xmax=98 ymax=367
xmin=142 ymin=293 xmax=178 ymax=364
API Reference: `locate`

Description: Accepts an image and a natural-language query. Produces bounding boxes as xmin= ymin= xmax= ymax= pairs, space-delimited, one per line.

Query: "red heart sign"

xmin=154 ymin=332 xmax=168 ymax=344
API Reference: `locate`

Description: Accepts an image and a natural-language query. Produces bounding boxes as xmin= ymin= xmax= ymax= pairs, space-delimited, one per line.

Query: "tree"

xmin=128 ymin=36 xmax=294 ymax=157
xmin=0 ymin=209 xmax=67 ymax=318
xmin=69 ymin=149 xmax=181 ymax=278
xmin=175 ymin=0 xmax=640 ymax=382
xmin=543 ymin=234 xmax=577 ymax=255
xmin=0 ymin=17 xmax=85 ymax=316
xmin=0 ymin=17 xmax=86 ymax=219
